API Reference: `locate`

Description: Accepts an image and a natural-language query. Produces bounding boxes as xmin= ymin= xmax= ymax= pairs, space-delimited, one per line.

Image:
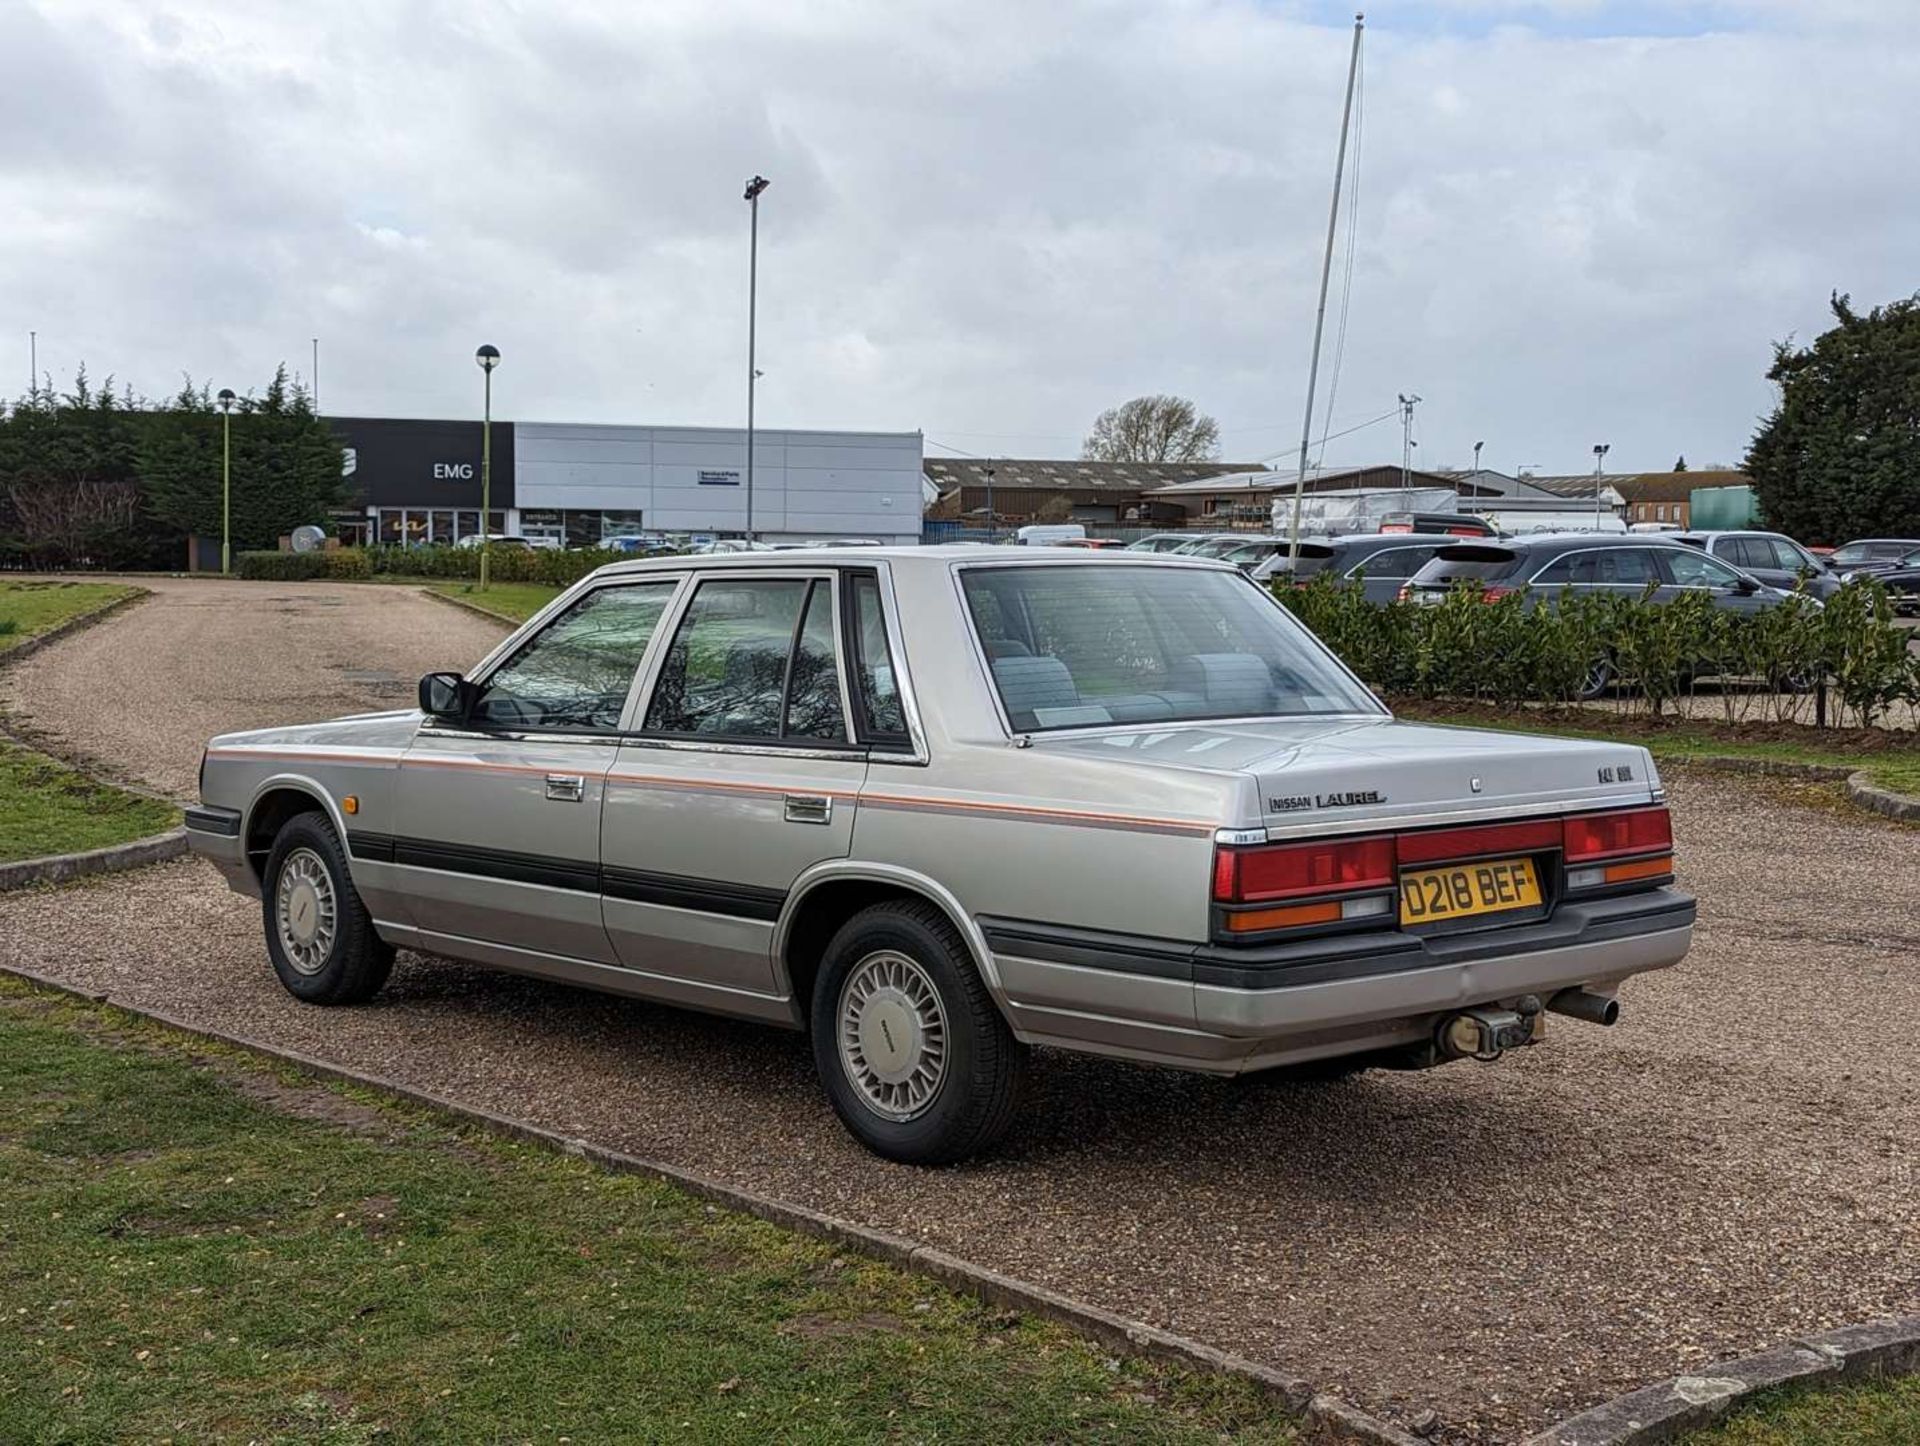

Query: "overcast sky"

xmin=4 ymin=0 xmax=1916 ymax=475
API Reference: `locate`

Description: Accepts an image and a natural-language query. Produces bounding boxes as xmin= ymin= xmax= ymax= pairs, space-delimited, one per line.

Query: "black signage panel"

xmin=326 ymin=416 xmax=516 ymax=509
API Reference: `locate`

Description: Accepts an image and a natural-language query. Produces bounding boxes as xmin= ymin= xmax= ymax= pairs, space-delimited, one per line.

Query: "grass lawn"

xmin=0 ymin=981 xmax=1299 ymax=1444
xmin=421 ymin=580 xmax=561 ymax=624
xmin=0 ymin=744 xmax=179 ymax=862
xmin=0 ymin=579 xmax=139 ymax=653
xmin=1686 ymin=1375 xmax=1920 ymax=1444
xmin=1392 ymin=700 xmax=1920 ymax=800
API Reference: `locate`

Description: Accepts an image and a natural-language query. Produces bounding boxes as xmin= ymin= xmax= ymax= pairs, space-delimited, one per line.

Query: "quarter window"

xmin=848 ymin=574 xmax=908 ymax=742
xmin=643 ymin=577 xmax=849 ymax=743
xmin=469 ymin=582 xmax=676 ymax=731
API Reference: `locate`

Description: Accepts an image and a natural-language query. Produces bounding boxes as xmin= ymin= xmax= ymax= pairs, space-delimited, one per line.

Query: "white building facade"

xmin=328 ymin=416 xmax=924 ymax=547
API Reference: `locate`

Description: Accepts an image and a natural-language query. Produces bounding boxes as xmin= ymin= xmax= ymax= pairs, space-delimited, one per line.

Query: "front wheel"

xmin=262 ymin=812 xmax=395 ymax=1005
xmin=811 ymin=902 xmax=1028 ymax=1166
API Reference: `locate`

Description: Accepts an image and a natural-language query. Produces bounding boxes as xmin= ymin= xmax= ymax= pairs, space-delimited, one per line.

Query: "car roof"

xmin=588 ymin=544 xmax=1244 ymax=579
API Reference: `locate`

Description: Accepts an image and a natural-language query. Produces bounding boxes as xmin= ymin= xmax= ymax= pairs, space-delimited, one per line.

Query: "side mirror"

xmin=419 ymin=671 xmax=474 ymax=722
xmin=1731 ymin=575 xmax=1759 ymax=596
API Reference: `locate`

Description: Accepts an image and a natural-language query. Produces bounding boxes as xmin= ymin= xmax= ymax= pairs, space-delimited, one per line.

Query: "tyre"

xmin=261 ymin=811 xmax=395 ymax=1005
xmin=810 ymin=901 xmax=1028 ymax=1166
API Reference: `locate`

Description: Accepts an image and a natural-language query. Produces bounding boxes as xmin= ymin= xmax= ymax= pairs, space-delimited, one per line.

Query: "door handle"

xmin=545 ymin=774 xmax=585 ymax=802
xmin=784 ymin=794 xmax=832 ymax=825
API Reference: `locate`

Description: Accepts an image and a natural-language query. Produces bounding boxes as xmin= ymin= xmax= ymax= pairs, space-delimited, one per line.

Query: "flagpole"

xmin=1287 ymin=14 xmax=1365 ymax=562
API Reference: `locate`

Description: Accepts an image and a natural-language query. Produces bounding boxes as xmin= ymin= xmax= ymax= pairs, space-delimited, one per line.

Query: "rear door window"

xmin=1345 ymin=545 xmax=1437 ymax=580
xmin=1659 ymin=548 xmax=1746 ymax=589
xmin=846 ymin=572 xmax=908 ymax=745
xmin=642 ymin=576 xmax=849 ymax=743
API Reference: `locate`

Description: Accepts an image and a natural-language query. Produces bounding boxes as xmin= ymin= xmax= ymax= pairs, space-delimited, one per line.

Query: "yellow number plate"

xmin=1399 ymin=856 xmax=1542 ymax=925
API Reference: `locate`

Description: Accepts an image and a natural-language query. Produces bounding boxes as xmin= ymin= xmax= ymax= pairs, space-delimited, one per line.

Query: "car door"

xmin=1656 ymin=546 xmax=1768 ymax=613
xmin=599 ymin=568 xmax=866 ymax=1005
xmin=1713 ymin=536 xmax=1790 ymax=592
xmin=393 ymin=576 xmax=684 ymax=963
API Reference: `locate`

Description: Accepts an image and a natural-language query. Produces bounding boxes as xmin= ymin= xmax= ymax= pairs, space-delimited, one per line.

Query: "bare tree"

xmin=1082 ymin=395 xmax=1221 ymax=463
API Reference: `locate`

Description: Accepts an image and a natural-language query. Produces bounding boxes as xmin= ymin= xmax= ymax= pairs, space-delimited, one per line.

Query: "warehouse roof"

xmin=923 ymin=457 xmax=1268 ymax=495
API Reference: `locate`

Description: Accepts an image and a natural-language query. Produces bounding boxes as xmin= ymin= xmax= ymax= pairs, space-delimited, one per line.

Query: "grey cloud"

xmin=4 ymin=0 xmax=1918 ymax=471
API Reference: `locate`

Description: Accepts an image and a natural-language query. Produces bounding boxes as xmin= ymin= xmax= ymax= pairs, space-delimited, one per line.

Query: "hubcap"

xmin=275 ymin=847 xmax=338 ymax=976
xmin=838 ymin=950 xmax=948 ymax=1122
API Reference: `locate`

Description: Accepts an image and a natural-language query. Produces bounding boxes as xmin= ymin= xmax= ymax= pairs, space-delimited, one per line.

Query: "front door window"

xmin=468 ymin=582 xmax=677 ymax=731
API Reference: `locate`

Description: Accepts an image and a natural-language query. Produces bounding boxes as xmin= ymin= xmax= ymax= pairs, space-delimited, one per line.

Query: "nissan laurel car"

xmin=186 ymin=548 xmax=1694 ymax=1165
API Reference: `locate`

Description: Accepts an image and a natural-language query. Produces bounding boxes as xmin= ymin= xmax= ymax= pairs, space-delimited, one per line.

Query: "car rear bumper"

xmin=184 ymin=804 xmax=258 ymax=897
xmin=981 ymin=888 xmax=1694 ymax=1073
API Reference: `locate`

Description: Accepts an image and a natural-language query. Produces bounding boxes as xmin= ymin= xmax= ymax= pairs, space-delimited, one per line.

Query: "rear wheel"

xmin=262 ymin=812 xmax=394 ymax=1005
xmin=1576 ymin=652 xmax=1615 ymax=701
xmin=811 ymin=901 xmax=1027 ymax=1165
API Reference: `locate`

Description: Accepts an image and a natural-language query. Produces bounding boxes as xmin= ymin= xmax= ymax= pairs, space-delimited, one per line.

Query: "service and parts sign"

xmin=697 ymin=469 xmax=742 ymax=487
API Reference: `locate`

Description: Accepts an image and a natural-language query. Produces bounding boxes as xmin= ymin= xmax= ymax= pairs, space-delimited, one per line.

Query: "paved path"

xmin=0 ymin=578 xmax=505 ymax=799
xmin=3 ymin=581 xmax=1918 ymax=1442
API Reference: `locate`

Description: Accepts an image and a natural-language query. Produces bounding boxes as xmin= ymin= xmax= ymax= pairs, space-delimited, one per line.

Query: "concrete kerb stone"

xmin=1846 ymin=770 xmax=1920 ymax=822
xmin=0 ymin=962 xmax=1416 ymax=1446
xmin=0 ymin=829 xmax=189 ymax=893
xmin=415 ymin=586 xmax=522 ymax=629
xmin=0 ymin=586 xmax=150 ymax=669
xmin=1524 ymin=1318 xmax=1920 ymax=1446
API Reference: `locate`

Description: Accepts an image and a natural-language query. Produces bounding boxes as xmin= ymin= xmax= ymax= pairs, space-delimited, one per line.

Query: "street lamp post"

xmin=1592 ymin=443 xmax=1610 ymax=529
xmin=476 ymin=345 xmax=500 ymax=589
xmin=743 ymin=175 xmax=769 ymax=543
xmin=984 ymin=461 xmax=995 ymax=542
xmin=217 ymin=389 xmax=236 ymax=574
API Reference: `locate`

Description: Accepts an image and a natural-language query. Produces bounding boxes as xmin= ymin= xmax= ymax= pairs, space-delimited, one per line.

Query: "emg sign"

xmin=435 ymin=463 xmax=475 ymax=480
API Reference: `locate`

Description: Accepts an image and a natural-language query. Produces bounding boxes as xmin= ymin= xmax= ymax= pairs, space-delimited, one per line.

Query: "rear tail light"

xmin=1214 ymin=836 xmax=1395 ymax=903
xmin=1563 ymin=806 xmax=1674 ymax=891
xmin=1563 ymin=806 xmax=1671 ymax=863
xmin=1380 ymin=523 xmax=1413 ymax=533
xmin=1480 ymin=585 xmax=1517 ymax=602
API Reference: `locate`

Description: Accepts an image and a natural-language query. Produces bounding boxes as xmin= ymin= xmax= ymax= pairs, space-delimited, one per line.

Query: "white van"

xmin=1015 ymin=523 xmax=1087 ymax=546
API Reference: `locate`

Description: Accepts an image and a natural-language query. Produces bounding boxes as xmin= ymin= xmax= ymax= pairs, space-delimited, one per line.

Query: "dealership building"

xmin=326 ymin=416 xmax=926 ymax=547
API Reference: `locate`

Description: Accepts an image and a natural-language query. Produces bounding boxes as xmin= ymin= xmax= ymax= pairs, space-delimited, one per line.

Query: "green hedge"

xmin=235 ymin=550 xmax=330 ymax=580
xmin=1277 ymin=575 xmax=1919 ymax=728
xmin=356 ymin=544 xmax=625 ymax=585
xmin=236 ymin=544 xmax=626 ymax=585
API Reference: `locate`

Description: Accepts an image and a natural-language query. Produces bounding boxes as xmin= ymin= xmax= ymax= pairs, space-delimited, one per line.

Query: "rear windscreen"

xmin=1411 ymin=546 xmax=1523 ymax=583
xmin=1259 ymin=544 xmax=1336 ymax=577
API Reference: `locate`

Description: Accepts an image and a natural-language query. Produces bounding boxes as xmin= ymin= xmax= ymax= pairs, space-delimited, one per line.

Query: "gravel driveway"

xmin=0 ymin=577 xmax=503 ymax=799
xmin=3 ymin=582 xmax=1917 ymax=1442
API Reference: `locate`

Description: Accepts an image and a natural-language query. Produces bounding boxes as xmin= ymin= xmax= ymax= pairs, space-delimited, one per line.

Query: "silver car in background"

xmin=187 ymin=549 xmax=1693 ymax=1164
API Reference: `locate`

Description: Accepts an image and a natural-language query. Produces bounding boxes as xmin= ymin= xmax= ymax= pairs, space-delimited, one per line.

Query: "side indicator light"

xmin=341 ymin=795 xmax=359 ymax=815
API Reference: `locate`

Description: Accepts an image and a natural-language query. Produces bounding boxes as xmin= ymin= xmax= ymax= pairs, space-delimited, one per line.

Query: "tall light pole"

xmin=743 ymin=175 xmax=769 ymax=543
xmin=984 ymin=460 xmax=996 ymax=542
xmin=28 ymin=330 xmax=35 ymax=399
xmin=217 ymin=389 xmax=236 ymax=574
xmin=476 ymin=345 xmax=500 ymax=588
xmin=1398 ymin=392 xmax=1422 ymax=494
xmin=1592 ymin=443 xmax=1610 ymax=529
xmin=312 ymin=337 xmax=320 ymax=414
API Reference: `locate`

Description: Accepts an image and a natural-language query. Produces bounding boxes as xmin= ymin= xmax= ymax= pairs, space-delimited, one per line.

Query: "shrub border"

xmin=0 ymin=963 xmax=1420 ymax=1446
